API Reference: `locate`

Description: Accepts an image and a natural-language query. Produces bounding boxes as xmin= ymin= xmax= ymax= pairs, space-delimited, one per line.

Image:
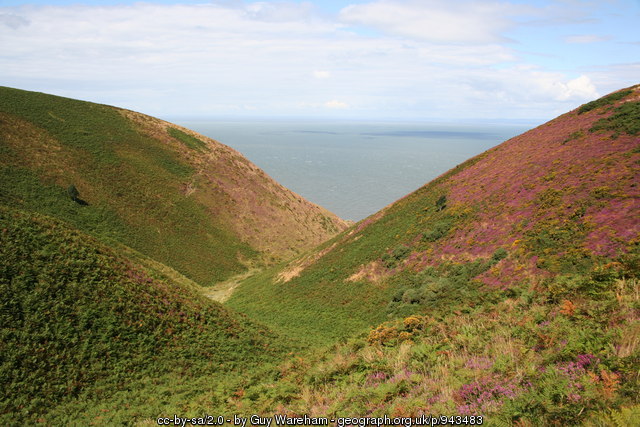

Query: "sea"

xmin=175 ymin=119 xmax=533 ymax=222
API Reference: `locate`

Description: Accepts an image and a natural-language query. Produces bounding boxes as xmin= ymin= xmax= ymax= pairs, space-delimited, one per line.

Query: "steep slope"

xmin=0 ymin=206 xmax=289 ymax=424
xmin=0 ymin=86 xmax=347 ymax=284
xmin=230 ymin=84 xmax=639 ymax=342
xmin=227 ymin=86 xmax=640 ymax=423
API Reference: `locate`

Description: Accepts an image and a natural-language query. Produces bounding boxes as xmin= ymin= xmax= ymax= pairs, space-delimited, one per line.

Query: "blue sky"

xmin=1 ymin=0 xmax=638 ymax=121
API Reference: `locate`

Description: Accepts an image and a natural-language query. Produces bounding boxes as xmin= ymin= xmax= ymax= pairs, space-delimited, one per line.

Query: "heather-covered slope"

xmin=0 ymin=86 xmax=347 ymax=284
xmin=230 ymin=84 xmax=639 ymax=341
xmin=0 ymin=206 xmax=288 ymax=424
xmin=227 ymin=86 xmax=640 ymax=423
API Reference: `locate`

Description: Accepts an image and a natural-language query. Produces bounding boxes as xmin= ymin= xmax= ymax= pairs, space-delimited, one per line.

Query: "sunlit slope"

xmin=225 ymin=85 xmax=640 ymax=426
xmin=0 ymin=206 xmax=287 ymax=424
xmin=228 ymin=85 xmax=640 ymax=345
xmin=240 ymin=244 xmax=639 ymax=425
xmin=0 ymin=86 xmax=347 ymax=284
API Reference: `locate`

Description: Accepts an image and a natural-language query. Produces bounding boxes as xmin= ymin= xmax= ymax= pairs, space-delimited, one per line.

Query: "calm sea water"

xmin=176 ymin=120 xmax=531 ymax=221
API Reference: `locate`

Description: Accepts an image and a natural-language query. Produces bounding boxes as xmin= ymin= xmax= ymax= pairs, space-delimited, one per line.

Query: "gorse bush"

xmin=492 ymin=247 xmax=508 ymax=262
xmin=385 ymin=257 xmax=501 ymax=318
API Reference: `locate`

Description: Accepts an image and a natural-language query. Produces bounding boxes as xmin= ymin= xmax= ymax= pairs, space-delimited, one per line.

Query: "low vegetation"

xmin=167 ymin=127 xmax=208 ymax=151
xmin=0 ymin=86 xmax=346 ymax=284
xmin=590 ymin=100 xmax=640 ymax=137
xmin=230 ymin=249 xmax=638 ymax=425
xmin=0 ymin=207 xmax=288 ymax=424
xmin=1 ymin=85 xmax=638 ymax=424
xmin=228 ymin=84 xmax=640 ymax=423
xmin=577 ymin=88 xmax=634 ymax=114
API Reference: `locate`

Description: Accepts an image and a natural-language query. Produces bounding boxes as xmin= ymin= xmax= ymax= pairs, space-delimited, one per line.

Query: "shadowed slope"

xmin=0 ymin=206 xmax=287 ymax=424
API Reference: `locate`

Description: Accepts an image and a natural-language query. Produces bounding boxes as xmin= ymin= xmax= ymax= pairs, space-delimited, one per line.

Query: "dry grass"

xmin=346 ymin=260 xmax=387 ymax=284
xmin=203 ymin=268 xmax=261 ymax=302
xmin=277 ymin=243 xmax=339 ymax=283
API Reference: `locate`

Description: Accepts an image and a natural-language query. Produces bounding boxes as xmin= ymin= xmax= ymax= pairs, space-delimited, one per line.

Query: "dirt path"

xmin=202 ymin=268 xmax=260 ymax=303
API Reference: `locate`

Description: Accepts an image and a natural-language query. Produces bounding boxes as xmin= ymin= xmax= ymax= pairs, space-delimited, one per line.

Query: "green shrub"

xmin=422 ymin=217 xmax=454 ymax=242
xmin=578 ymin=89 xmax=633 ymax=114
xmin=590 ymin=101 xmax=640 ymax=137
xmin=492 ymin=247 xmax=508 ymax=262
xmin=382 ymin=244 xmax=411 ymax=269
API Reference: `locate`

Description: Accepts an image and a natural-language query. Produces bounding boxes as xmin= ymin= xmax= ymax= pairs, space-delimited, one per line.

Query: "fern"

xmin=583 ymin=405 xmax=640 ymax=427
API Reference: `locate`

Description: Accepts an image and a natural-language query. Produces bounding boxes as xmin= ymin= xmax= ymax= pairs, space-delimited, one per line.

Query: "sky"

xmin=1 ymin=0 xmax=639 ymax=121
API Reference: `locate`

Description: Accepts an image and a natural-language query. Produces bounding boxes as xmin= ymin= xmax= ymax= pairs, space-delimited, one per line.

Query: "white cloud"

xmin=244 ymin=1 xmax=319 ymax=23
xmin=521 ymin=74 xmax=599 ymax=102
xmin=0 ymin=1 xmax=633 ymax=120
xmin=564 ymin=75 xmax=599 ymax=100
xmin=339 ymin=0 xmax=528 ymax=43
xmin=565 ymin=34 xmax=612 ymax=44
xmin=313 ymin=70 xmax=331 ymax=79
xmin=325 ymin=100 xmax=349 ymax=109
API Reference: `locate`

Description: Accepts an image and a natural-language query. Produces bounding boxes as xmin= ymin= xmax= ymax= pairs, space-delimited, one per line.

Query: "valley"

xmin=1 ymin=85 xmax=639 ymax=425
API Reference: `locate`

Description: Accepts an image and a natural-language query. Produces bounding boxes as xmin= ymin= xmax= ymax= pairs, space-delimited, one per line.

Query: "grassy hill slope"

xmin=0 ymin=206 xmax=290 ymax=424
xmin=0 ymin=86 xmax=347 ymax=285
xmin=226 ymin=86 xmax=640 ymax=423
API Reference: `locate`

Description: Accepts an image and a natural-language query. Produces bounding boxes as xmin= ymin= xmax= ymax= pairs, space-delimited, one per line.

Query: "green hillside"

xmin=0 ymin=86 xmax=347 ymax=285
xmin=1 ymin=85 xmax=638 ymax=425
xmin=226 ymin=86 xmax=640 ymax=424
xmin=0 ymin=206 xmax=290 ymax=424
